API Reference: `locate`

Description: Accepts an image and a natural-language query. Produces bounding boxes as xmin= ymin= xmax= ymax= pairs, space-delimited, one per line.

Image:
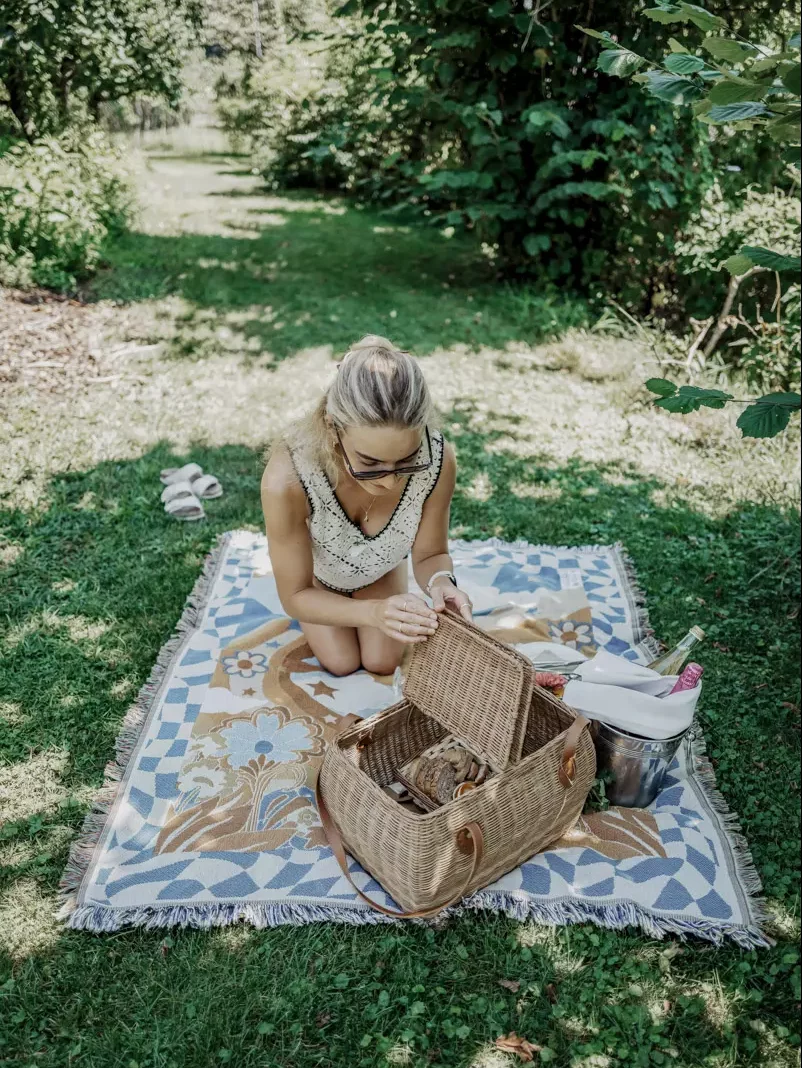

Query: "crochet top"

xmin=289 ymin=430 xmax=445 ymax=593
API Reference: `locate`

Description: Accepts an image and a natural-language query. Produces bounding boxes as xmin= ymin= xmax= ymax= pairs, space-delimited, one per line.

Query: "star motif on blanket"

xmin=242 ymin=688 xmax=256 ymax=696
xmin=310 ymin=680 xmax=337 ymax=698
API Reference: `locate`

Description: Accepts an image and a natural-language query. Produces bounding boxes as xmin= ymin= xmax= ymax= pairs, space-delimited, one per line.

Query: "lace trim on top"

xmin=290 ymin=431 xmax=445 ymax=593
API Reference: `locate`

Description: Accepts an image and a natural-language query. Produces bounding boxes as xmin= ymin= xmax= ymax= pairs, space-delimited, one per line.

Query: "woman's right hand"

xmin=368 ymin=594 xmax=439 ymax=644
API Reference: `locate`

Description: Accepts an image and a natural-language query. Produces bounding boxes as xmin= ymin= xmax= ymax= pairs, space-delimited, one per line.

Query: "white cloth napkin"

xmin=562 ymin=649 xmax=700 ymax=740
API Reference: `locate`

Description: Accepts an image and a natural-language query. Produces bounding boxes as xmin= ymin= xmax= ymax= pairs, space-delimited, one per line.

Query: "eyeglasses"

xmin=336 ymin=426 xmax=433 ymax=481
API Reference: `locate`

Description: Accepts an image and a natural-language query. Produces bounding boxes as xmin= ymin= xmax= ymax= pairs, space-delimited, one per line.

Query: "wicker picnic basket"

xmin=315 ymin=611 xmax=596 ymax=916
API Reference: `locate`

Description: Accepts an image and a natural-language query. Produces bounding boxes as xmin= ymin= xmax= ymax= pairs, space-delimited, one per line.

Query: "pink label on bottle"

xmin=669 ymin=662 xmax=704 ymax=695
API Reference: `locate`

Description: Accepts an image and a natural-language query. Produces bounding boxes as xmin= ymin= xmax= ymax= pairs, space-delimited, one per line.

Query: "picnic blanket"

xmin=60 ymin=532 xmax=771 ymax=947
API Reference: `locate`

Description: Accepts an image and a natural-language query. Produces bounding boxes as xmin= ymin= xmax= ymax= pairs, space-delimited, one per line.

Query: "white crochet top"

xmin=289 ymin=430 xmax=445 ymax=593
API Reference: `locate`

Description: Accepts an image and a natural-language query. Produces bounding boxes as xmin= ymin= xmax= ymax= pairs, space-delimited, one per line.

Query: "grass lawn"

xmin=0 ymin=141 xmax=800 ymax=1068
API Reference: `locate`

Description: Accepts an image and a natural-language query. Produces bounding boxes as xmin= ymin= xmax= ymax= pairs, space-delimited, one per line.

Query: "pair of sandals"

xmin=160 ymin=463 xmax=223 ymax=521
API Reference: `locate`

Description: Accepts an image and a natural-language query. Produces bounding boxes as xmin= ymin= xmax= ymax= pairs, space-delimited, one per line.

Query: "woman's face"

xmin=338 ymin=425 xmax=424 ymax=495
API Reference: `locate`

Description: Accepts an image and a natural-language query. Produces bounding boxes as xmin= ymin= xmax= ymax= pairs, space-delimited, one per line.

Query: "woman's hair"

xmin=280 ymin=336 xmax=434 ymax=483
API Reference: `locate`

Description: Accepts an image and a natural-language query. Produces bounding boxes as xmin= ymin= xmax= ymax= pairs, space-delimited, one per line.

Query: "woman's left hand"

xmin=430 ymin=577 xmax=472 ymax=622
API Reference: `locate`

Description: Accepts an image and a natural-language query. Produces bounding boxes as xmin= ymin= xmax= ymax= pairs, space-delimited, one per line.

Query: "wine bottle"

xmin=647 ymin=626 xmax=705 ymax=676
xmin=669 ymin=662 xmax=704 ymax=694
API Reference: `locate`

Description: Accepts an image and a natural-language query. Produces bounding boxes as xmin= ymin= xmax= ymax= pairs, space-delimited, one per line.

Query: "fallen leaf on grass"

xmin=499 ymin=979 xmax=521 ymax=993
xmin=495 ymin=1032 xmax=542 ymax=1062
xmin=658 ymin=944 xmax=683 ymax=974
xmin=315 ymin=1012 xmax=331 ymax=1028
xmin=545 ymin=983 xmax=558 ymax=1004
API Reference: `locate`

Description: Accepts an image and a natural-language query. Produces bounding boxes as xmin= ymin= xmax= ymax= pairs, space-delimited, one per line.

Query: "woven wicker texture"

xmin=404 ymin=611 xmax=535 ymax=770
xmin=320 ymin=699 xmax=595 ymax=912
xmin=317 ymin=614 xmax=596 ymax=914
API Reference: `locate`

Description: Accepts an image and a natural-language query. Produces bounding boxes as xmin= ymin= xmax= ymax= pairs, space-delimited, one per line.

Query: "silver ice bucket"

xmin=594 ymin=721 xmax=689 ymax=808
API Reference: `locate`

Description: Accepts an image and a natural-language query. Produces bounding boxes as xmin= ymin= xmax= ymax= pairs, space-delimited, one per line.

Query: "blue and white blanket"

xmin=60 ymin=531 xmax=770 ymax=947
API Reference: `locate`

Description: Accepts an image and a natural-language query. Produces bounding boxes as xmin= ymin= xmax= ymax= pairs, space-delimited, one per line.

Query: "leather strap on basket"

xmin=314 ymin=773 xmax=484 ymax=919
xmin=558 ymin=714 xmax=590 ymax=790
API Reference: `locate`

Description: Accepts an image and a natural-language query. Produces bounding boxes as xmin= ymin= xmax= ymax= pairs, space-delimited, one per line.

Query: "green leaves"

xmin=644 ymin=2 xmax=726 ymax=32
xmin=702 ymin=37 xmax=756 ymax=63
xmin=722 ymin=252 xmax=756 ymax=276
xmin=644 ymin=4 xmax=685 ymax=24
xmin=523 ymin=233 xmax=552 ymax=255
xmin=647 ymin=383 xmax=800 ymax=438
xmin=648 ymin=382 xmax=734 ymax=412
xmin=635 ymin=70 xmax=705 ymax=104
xmin=708 ymin=81 xmax=768 ymax=105
xmin=723 ymin=246 xmax=801 ymax=275
xmin=663 ymin=53 xmax=706 ymax=75
xmin=707 ymin=101 xmax=770 ymax=123
xmin=740 ymin=246 xmax=802 ymax=272
xmin=645 ymin=378 xmax=677 ymax=397
xmin=522 ymin=103 xmax=572 ymax=139
xmin=736 ymin=393 xmax=802 ymax=438
xmin=781 ymin=63 xmax=801 ymax=95
xmin=597 ymin=48 xmax=646 ymax=78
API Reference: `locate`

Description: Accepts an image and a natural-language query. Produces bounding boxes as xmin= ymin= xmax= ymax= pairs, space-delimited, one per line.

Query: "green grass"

xmin=0 ymin=144 xmax=800 ymax=1068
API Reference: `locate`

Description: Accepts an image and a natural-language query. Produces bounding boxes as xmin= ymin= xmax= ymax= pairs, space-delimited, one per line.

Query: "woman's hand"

xmin=430 ymin=577 xmax=472 ymax=622
xmin=368 ymin=594 xmax=439 ymax=644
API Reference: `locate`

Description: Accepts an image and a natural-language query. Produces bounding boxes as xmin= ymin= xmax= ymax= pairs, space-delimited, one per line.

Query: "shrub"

xmin=0 ymin=129 xmax=134 ymax=290
xmin=239 ymin=1 xmax=716 ymax=306
xmin=677 ymin=183 xmax=800 ymax=391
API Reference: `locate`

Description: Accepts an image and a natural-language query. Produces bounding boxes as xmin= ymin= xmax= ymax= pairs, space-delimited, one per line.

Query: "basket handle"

xmin=558 ymin=714 xmax=590 ymax=789
xmin=314 ymin=772 xmax=484 ymax=919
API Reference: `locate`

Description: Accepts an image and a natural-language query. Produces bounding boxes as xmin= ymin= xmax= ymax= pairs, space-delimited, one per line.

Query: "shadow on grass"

xmin=85 ymin=187 xmax=589 ymax=364
xmin=0 ymin=418 xmax=799 ymax=1066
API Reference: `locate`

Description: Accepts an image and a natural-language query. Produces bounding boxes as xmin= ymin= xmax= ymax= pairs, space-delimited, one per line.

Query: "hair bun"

xmin=348 ymin=334 xmax=397 ymax=353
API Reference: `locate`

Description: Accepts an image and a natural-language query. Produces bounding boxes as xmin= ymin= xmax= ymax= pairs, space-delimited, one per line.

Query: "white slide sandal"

xmin=161 ymin=482 xmax=205 ymax=521
xmin=190 ymin=473 xmax=223 ymax=500
xmin=160 ymin=462 xmax=203 ymax=486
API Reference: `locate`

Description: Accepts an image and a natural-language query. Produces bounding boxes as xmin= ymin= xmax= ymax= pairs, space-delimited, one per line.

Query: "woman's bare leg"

xmin=299 ymin=564 xmax=409 ymax=677
xmin=353 ymin=562 xmax=408 ymax=676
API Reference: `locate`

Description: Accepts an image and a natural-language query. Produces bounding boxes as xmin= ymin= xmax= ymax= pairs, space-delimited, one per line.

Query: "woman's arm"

xmin=262 ymin=448 xmax=436 ymax=640
xmin=411 ymin=442 xmax=472 ymax=620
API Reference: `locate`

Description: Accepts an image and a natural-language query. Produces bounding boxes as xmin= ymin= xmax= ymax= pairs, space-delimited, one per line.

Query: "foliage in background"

xmin=676 ymin=184 xmax=800 ymax=392
xmin=0 ymin=0 xmax=201 ymax=140
xmin=0 ymin=130 xmax=134 ymax=289
xmin=582 ymin=4 xmax=801 ymax=437
xmin=245 ymin=0 xmax=717 ymax=308
xmin=212 ymin=0 xmax=330 ymax=156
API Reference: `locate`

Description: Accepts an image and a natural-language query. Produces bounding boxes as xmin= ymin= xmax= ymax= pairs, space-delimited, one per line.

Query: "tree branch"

xmin=702 ymin=266 xmax=764 ymax=359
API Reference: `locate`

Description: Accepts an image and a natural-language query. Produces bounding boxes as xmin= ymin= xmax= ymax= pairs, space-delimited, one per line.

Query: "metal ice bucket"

xmin=594 ymin=721 xmax=689 ymax=808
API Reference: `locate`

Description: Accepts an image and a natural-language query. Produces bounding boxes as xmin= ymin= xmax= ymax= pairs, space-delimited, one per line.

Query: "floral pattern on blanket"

xmin=155 ymin=560 xmax=596 ymax=856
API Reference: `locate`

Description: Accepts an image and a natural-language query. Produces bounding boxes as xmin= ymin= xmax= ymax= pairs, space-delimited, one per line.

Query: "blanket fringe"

xmin=63 ymin=893 xmax=771 ymax=950
xmin=58 ymin=533 xmax=233 ymax=922
xmin=687 ymin=726 xmax=774 ymax=943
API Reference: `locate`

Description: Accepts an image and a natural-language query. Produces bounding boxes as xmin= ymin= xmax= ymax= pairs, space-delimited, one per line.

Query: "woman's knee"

xmin=318 ymin=648 xmax=362 ymax=677
xmin=360 ymin=649 xmax=403 ymax=677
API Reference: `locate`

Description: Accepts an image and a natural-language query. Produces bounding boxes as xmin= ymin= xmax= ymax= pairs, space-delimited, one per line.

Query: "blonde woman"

xmin=262 ymin=336 xmax=472 ymax=677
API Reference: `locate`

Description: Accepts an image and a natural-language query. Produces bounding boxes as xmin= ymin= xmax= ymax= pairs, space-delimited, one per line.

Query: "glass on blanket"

xmin=647 ymin=626 xmax=705 ymax=676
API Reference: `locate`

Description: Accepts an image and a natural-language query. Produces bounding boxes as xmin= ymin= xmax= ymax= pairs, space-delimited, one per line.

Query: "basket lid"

xmin=403 ymin=611 xmax=534 ymax=771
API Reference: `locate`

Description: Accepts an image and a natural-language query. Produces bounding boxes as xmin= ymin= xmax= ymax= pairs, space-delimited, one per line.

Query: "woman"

xmin=262 ymin=335 xmax=472 ymax=677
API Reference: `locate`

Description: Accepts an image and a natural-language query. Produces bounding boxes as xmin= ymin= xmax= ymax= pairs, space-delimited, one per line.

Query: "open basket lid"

xmin=403 ymin=611 xmax=535 ymax=772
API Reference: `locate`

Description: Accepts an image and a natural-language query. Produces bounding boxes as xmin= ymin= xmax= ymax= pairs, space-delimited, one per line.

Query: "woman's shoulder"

xmin=261 ymin=444 xmax=307 ymax=507
xmin=430 ymin=429 xmax=453 ymax=471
